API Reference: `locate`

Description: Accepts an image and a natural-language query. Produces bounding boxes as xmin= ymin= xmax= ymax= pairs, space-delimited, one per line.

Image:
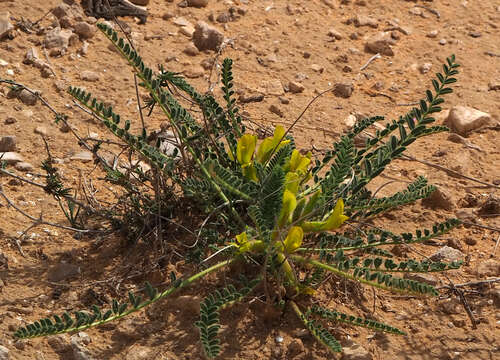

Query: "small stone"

xmin=427 ymin=30 xmax=438 ymax=38
xmin=269 ymin=104 xmax=284 ymax=117
xmin=419 ymin=63 xmax=432 ymax=74
xmin=173 ymin=17 xmax=192 ymax=27
xmin=260 ymin=79 xmax=284 ymax=96
xmin=0 ymin=152 xmax=23 ymax=164
xmin=352 ymin=14 xmax=378 ymax=28
xmin=0 ymin=136 xmax=16 ymax=152
xmin=179 ymin=25 xmax=195 ymax=37
xmin=70 ymin=151 xmax=93 ymax=162
xmin=192 ymin=21 xmax=224 ymax=51
xmin=48 ymin=263 xmax=81 ymax=282
xmin=404 ymin=272 xmax=438 ymax=286
xmin=80 ymin=71 xmax=100 ymax=82
xmin=15 ymin=162 xmax=34 ymax=172
xmin=464 ymin=238 xmax=477 ymax=246
xmin=183 ymin=43 xmax=199 ymax=56
xmin=469 ymin=31 xmax=481 ymax=38
xmin=4 ymin=117 xmax=17 ymax=125
xmin=364 ymin=32 xmax=395 ymax=56
xmin=186 ymin=0 xmax=209 ymax=7
xmin=328 ymin=28 xmax=343 ymax=40
xmin=439 ymin=38 xmax=447 ymax=45
xmin=0 ymin=345 xmax=9 ymax=360
xmin=279 ymin=96 xmax=289 ymax=104
xmin=23 ymin=47 xmax=40 ymax=65
xmin=422 ymin=187 xmax=455 ymax=211
xmin=287 ymin=339 xmax=304 ymax=357
xmin=17 ymin=89 xmax=38 ymax=106
xmin=476 ymin=259 xmax=500 ymax=277
xmin=43 ymin=28 xmax=74 ymax=50
xmin=34 ymin=126 xmax=48 ymax=136
xmin=216 ymin=12 xmax=231 ymax=23
xmin=183 ymin=66 xmax=204 ymax=78
xmin=488 ymin=80 xmax=500 ymax=91
xmin=477 ymin=195 xmax=500 ymax=217
xmin=445 ymin=106 xmax=491 ymax=136
xmin=73 ymin=22 xmax=95 ymax=40
xmin=344 ymin=114 xmax=357 ymax=128
xmin=341 ymin=341 xmax=372 ymax=360
xmin=303 ymin=51 xmax=311 ymax=58
xmin=311 ymin=64 xmax=324 ymax=73
xmin=239 ymin=93 xmax=264 ymax=103
xmin=288 ymin=81 xmax=305 ymax=94
xmin=455 ymin=208 xmax=475 ymax=223
xmin=71 ymin=333 xmax=94 ymax=360
xmin=0 ymin=11 xmax=14 ymax=39
xmin=333 ymin=82 xmax=354 ymax=98
xmin=51 ymin=4 xmax=70 ymax=19
xmin=430 ymin=246 xmax=463 ymax=263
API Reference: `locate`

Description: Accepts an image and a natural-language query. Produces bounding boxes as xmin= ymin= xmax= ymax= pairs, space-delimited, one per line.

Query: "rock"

xmin=71 ymin=332 xmax=91 ymax=346
xmin=130 ymin=0 xmax=150 ymax=5
xmin=186 ymin=0 xmax=209 ymax=7
xmin=445 ymin=106 xmax=491 ymax=136
xmin=48 ymin=335 xmax=71 ymax=353
xmin=0 ymin=11 xmax=13 ymax=38
xmin=17 ymin=89 xmax=38 ymax=106
xmin=179 ymin=25 xmax=195 ymax=37
xmin=34 ymin=126 xmax=48 ymax=136
xmin=477 ymin=195 xmax=500 ymax=217
xmin=216 ymin=12 xmax=231 ymax=23
xmin=183 ymin=43 xmax=199 ymax=56
xmin=477 ymin=259 xmax=500 ymax=277
xmin=15 ymin=162 xmax=34 ymax=172
xmin=333 ymin=82 xmax=354 ymax=98
xmin=23 ymin=47 xmax=40 ymax=65
xmin=0 ymin=136 xmax=16 ymax=152
xmin=344 ymin=114 xmax=357 ymax=128
xmin=488 ymin=80 xmax=500 ymax=91
xmin=455 ymin=208 xmax=475 ymax=223
xmin=364 ymin=32 xmax=395 ymax=56
xmin=311 ymin=64 xmax=324 ymax=73
xmin=48 ymin=263 xmax=81 ymax=282
xmin=430 ymin=246 xmax=463 ymax=263
xmin=288 ymin=81 xmax=305 ymax=94
xmin=259 ymin=79 xmax=284 ymax=96
xmin=52 ymin=4 xmax=70 ymax=19
xmin=287 ymin=339 xmax=304 ymax=357
xmin=352 ymin=14 xmax=378 ymax=28
xmin=404 ymin=272 xmax=438 ymax=286
xmin=427 ymin=30 xmax=439 ymax=38
xmin=269 ymin=104 xmax=284 ymax=117
xmin=0 ymin=152 xmax=23 ymax=164
xmin=239 ymin=93 xmax=264 ymax=103
xmin=0 ymin=345 xmax=9 ymax=360
xmin=183 ymin=66 xmax=204 ymax=78
xmin=70 ymin=151 xmax=93 ymax=162
xmin=4 ymin=117 xmax=17 ymax=125
xmin=328 ymin=28 xmax=343 ymax=40
xmin=419 ymin=63 xmax=432 ymax=74
xmin=464 ymin=237 xmax=477 ymax=246
xmin=71 ymin=332 xmax=94 ymax=360
xmin=43 ymin=28 xmax=74 ymax=50
xmin=173 ymin=17 xmax=192 ymax=27
xmin=341 ymin=341 xmax=372 ymax=360
xmin=80 ymin=71 xmax=99 ymax=82
xmin=192 ymin=21 xmax=224 ymax=51
xmin=74 ymin=22 xmax=95 ymax=40
xmin=422 ymin=187 xmax=455 ymax=211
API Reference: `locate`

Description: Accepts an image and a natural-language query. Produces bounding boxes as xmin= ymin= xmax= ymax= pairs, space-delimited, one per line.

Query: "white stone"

xmin=0 ymin=152 xmax=23 ymax=164
xmin=0 ymin=12 xmax=13 ymax=38
xmin=445 ymin=106 xmax=491 ymax=136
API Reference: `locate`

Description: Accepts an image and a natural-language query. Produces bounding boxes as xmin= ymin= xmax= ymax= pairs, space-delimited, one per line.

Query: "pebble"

xmin=311 ymin=64 xmax=324 ymax=73
xmin=445 ymin=106 xmax=491 ymax=136
xmin=426 ymin=30 xmax=439 ymax=38
xmin=4 ymin=117 xmax=17 ymax=124
xmin=489 ymin=80 xmax=500 ymax=91
xmin=15 ymin=162 xmax=34 ymax=172
xmin=70 ymin=151 xmax=93 ymax=162
xmin=259 ymin=78 xmax=284 ymax=96
xmin=74 ymin=22 xmax=95 ymax=40
xmin=216 ymin=12 xmax=231 ymax=23
xmin=418 ymin=63 xmax=432 ymax=74
xmin=269 ymin=104 xmax=284 ymax=117
xmin=0 ymin=345 xmax=9 ymax=360
xmin=48 ymin=263 xmax=81 ymax=282
xmin=341 ymin=341 xmax=372 ymax=360
xmin=43 ymin=28 xmax=74 ymax=50
xmin=0 ymin=152 xmax=23 ymax=164
xmin=34 ymin=126 xmax=48 ymax=136
xmin=179 ymin=25 xmax=195 ymax=37
xmin=239 ymin=93 xmax=264 ymax=103
xmin=288 ymin=81 xmax=305 ymax=94
xmin=186 ymin=0 xmax=209 ymax=7
xmin=47 ymin=334 xmax=71 ymax=353
xmin=478 ymin=194 xmax=500 ymax=216
xmin=344 ymin=114 xmax=357 ymax=128
xmin=80 ymin=70 xmax=100 ymax=82
xmin=333 ymin=82 xmax=354 ymax=98
xmin=71 ymin=332 xmax=95 ymax=360
xmin=0 ymin=11 xmax=13 ymax=39
xmin=51 ymin=4 xmax=70 ymax=19
xmin=328 ymin=28 xmax=343 ymax=40
xmin=287 ymin=339 xmax=304 ymax=357
xmin=0 ymin=136 xmax=16 ymax=152
xmin=364 ymin=32 xmax=395 ymax=56
xmin=421 ymin=187 xmax=455 ymax=211
xmin=183 ymin=43 xmax=200 ymax=56
xmin=183 ymin=66 xmax=205 ymax=78
xmin=17 ymin=89 xmax=38 ymax=106
xmin=439 ymin=38 xmax=447 ymax=45
xmin=193 ymin=21 xmax=224 ymax=51
xmin=351 ymin=14 xmax=378 ymax=28
xmin=455 ymin=208 xmax=475 ymax=223
xmin=430 ymin=246 xmax=464 ymax=263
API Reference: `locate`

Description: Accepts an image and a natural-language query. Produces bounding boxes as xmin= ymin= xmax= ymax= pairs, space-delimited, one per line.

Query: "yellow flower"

xmin=286 ymin=150 xmax=311 ymax=176
xmin=232 ymin=231 xmax=264 ymax=253
xmin=283 ymin=226 xmax=304 ymax=254
xmin=255 ymin=125 xmax=291 ymax=164
xmin=301 ymin=198 xmax=349 ymax=233
xmin=236 ymin=134 xmax=258 ymax=181
xmin=278 ymin=189 xmax=297 ymax=227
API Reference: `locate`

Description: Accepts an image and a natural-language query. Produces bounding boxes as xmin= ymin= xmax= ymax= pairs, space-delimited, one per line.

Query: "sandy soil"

xmin=0 ymin=0 xmax=499 ymax=359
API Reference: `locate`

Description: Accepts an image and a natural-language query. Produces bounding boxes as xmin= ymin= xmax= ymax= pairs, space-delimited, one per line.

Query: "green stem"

xmin=19 ymin=259 xmax=234 ymax=338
